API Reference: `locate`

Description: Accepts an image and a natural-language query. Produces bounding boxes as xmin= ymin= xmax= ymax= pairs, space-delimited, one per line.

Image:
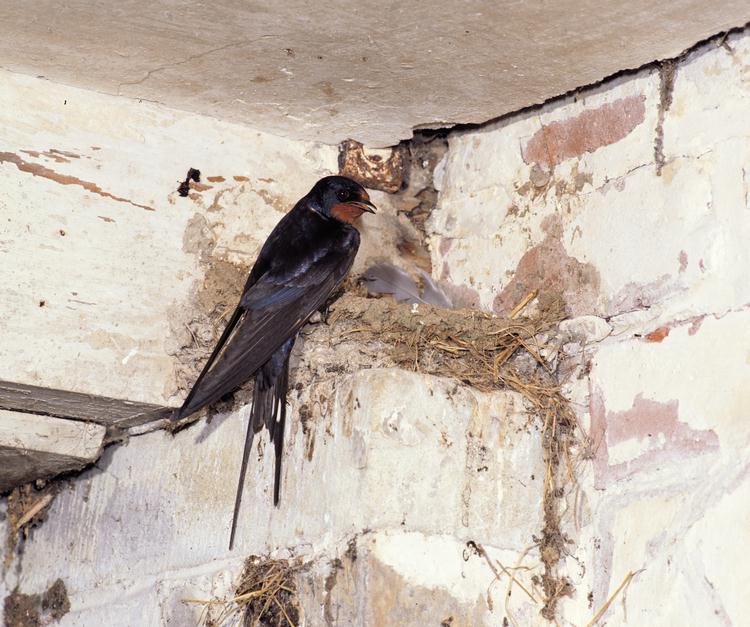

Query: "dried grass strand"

xmin=585 ymin=570 xmax=642 ymax=627
xmin=192 ymin=558 xmax=301 ymax=627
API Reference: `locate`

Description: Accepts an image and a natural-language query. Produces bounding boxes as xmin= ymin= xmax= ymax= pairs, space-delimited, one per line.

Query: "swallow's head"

xmin=308 ymin=175 xmax=376 ymax=224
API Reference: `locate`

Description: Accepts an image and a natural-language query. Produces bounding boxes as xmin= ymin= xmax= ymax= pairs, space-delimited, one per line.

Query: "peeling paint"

xmin=678 ymin=250 xmax=688 ymax=272
xmin=255 ymin=187 xmax=290 ymax=213
xmin=0 ymin=151 xmax=155 ymax=211
xmin=607 ymin=274 xmax=674 ymax=318
xmin=493 ymin=215 xmax=601 ymax=316
xmin=644 ymin=326 xmax=670 ymax=342
xmin=522 ymin=96 xmax=646 ymax=168
xmin=590 ymin=390 xmax=720 ymax=489
xmin=368 ymin=533 xmax=492 ymax=624
xmin=688 ymin=316 xmax=705 ymax=335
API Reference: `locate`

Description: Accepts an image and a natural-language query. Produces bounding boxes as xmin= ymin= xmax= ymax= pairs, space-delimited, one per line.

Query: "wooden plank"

xmin=0 ymin=379 xmax=175 ymax=432
xmin=0 ymin=409 xmax=106 ymax=492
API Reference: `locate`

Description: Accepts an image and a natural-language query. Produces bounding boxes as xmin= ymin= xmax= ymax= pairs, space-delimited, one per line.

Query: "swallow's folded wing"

xmin=176 ymin=238 xmax=357 ymax=420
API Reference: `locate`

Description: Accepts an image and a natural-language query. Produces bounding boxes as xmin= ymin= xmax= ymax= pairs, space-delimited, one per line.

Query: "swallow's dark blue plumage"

xmin=174 ymin=175 xmax=375 ymax=549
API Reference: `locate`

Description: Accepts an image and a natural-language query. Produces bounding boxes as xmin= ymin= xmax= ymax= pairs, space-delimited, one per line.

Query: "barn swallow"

xmin=174 ymin=175 xmax=375 ymax=549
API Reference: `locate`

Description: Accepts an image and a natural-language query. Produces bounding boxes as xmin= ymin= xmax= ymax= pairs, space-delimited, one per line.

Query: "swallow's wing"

xmin=176 ymin=231 xmax=358 ymax=420
xmin=174 ymin=208 xmax=293 ymax=421
xmin=175 ymin=305 xmax=244 ymax=420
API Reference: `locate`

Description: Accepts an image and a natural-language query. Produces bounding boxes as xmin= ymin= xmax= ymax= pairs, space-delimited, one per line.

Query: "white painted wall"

xmin=0 ymin=69 xmax=337 ymax=404
xmin=2 ymin=27 xmax=749 ymax=627
xmin=431 ymin=29 xmax=750 ymax=626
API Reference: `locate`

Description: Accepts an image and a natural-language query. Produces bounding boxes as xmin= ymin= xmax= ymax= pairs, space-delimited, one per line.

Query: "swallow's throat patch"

xmin=330 ymin=202 xmax=366 ymax=224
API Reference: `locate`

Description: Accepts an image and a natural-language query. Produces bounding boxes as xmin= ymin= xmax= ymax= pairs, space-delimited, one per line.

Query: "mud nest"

xmin=192 ymin=289 xmax=581 ymax=623
xmin=328 ymin=291 xmax=580 ymax=620
xmin=328 ymin=291 xmax=567 ymax=398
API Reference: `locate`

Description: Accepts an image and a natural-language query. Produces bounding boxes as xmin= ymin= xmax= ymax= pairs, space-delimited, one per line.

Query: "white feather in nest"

xmin=363 ymin=262 xmax=453 ymax=308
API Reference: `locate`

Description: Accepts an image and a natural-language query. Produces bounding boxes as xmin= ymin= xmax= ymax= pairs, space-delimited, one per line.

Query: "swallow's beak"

xmin=351 ymin=199 xmax=376 ymax=213
xmin=352 ymin=190 xmax=377 ymax=213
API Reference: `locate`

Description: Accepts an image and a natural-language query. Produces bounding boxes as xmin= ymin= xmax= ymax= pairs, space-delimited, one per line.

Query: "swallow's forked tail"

xmin=228 ymin=338 xmax=293 ymax=550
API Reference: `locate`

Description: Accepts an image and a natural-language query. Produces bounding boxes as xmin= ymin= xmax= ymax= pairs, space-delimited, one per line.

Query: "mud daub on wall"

xmin=165 ymin=257 xmax=247 ymax=402
xmin=3 ymin=579 xmax=70 ymax=627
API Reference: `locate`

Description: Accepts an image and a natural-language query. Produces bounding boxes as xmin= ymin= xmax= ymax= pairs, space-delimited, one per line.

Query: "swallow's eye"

xmin=336 ymin=190 xmax=349 ymax=202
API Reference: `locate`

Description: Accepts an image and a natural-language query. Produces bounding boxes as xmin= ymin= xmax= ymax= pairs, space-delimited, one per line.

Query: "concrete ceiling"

xmin=1 ymin=2 xmax=748 ymax=146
